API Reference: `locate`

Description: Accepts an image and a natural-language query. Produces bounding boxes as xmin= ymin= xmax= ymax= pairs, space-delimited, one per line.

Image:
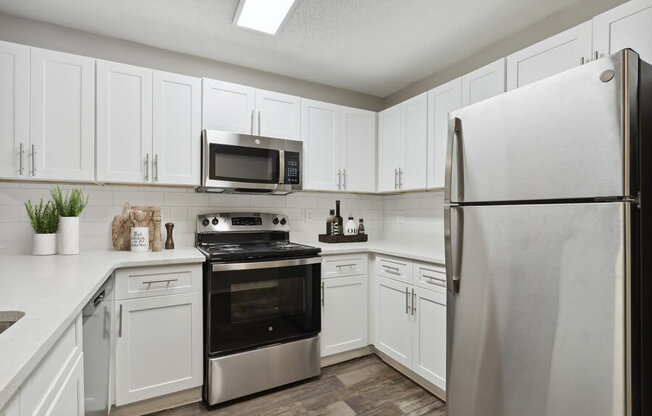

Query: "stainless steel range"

xmin=196 ymin=212 xmax=322 ymax=405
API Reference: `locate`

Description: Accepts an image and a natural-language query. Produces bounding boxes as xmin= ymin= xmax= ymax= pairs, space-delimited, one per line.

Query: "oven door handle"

xmin=211 ymin=257 xmax=322 ymax=272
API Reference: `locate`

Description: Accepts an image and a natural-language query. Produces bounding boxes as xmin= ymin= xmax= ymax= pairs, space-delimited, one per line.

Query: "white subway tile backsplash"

xmin=113 ymin=190 xmax=165 ymax=206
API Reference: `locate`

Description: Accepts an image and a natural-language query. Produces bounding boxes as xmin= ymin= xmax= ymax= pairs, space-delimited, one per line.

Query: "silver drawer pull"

xmin=142 ymin=278 xmax=178 ymax=286
xmin=383 ymin=269 xmax=401 ymax=276
xmin=336 ymin=263 xmax=356 ymax=269
xmin=383 ymin=265 xmax=400 ymax=271
xmin=425 ymin=277 xmax=446 ymax=287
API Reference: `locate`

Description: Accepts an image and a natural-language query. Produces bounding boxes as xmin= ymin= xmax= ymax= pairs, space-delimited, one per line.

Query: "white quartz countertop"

xmin=0 ymin=248 xmax=205 ymax=410
xmin=295 ymin=238 xmax=445 ymax=265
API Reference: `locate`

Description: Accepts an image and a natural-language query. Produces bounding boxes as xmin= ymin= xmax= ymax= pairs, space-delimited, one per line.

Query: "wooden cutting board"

xmin=111 ymin=203 xmax=162 ymax=252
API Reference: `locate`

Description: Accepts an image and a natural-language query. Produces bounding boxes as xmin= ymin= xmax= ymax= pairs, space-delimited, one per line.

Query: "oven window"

xmin=231 ymin=278 xmax=304 ymax=323
xmin=208 ymin=263 xmax=320 ymax=356
xmin=210 ymin=144 xmax=279 ymax=183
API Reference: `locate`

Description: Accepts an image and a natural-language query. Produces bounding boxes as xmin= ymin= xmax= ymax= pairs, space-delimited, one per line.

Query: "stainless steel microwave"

xmin=199 ymin=130 xmax=302 ymax=194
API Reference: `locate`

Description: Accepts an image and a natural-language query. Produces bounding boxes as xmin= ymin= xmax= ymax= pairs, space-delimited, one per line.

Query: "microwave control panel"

xmin=284 ymin=152 xmax=301 ymax=184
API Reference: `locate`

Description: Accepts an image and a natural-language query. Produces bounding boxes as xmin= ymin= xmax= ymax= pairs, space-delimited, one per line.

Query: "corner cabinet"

xmin=302 ymin=100 xmax=376 ymax=192
xmin=593 ymin=0 xmax=652 ymax=62
xmin=202 ymin=79 xmax=301 ymax=141
xmin=378 ymin=93 xmax=427 ymax=192
xmin=506 ymin=21 xmax=592 ymax=91
xmin=461 ymin=58 xmax=506 ymax=106
xmin=114 ymin=264 xmax=203 ymax=406
xmin=320 ymin=254 xmax=369 ymax=357
xmin=97 ymin=61 xmax=200 ymax=185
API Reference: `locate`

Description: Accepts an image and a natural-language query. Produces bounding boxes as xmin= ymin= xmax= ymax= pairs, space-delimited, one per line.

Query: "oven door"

xmin=207 ymin=257 xmax=321 ymax=356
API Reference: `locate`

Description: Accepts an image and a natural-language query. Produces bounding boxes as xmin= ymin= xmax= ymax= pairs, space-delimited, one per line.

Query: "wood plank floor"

xmin=147 ymin=355 xmax=446 ymax=415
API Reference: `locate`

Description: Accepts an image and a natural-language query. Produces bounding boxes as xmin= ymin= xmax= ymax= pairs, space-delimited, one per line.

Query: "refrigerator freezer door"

xmin=448 ymin=50 xmax=637 ymax=203
xmin=447 ymin=202 xmax=626 ymax=416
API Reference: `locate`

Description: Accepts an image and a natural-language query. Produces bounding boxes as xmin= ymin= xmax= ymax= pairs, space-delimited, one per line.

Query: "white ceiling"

xmin=0 ymin=0 xmax=583 ymax=97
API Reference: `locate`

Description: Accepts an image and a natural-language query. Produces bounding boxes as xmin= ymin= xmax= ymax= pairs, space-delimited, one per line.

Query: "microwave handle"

xmin=279 ymin=150 xmax=285 ymax=184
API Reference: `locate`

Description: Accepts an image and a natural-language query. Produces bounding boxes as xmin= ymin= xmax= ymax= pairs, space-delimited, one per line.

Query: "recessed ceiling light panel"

xmin=234 ymin=0 xmax=297 ymax=35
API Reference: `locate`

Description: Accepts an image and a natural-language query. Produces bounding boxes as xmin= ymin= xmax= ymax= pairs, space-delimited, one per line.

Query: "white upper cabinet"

xmin=340 ymin=106 xmax=376 ymax=193
xmin=401 ymin=93 xmax=427 ymax=191
xmin=152 ymin=71 xmax=201 ymax=185
xmin=593 ymin=0 xmax=652 ymax=62
xmin=0 ymin=41 xmax=29 ymax=179
xmin=255 ymin=89 xmax=301 ymax=140
xmin=301 ymin=99 xmax=341 ymax=191
xmin=427 ymin=78 xmax=462 ymax=189
xmin=96 ymin=60 xmax=153 ymax=183
xmin=202 ymin=79 xmax=255 ymax=135
xmin=378 ymin=93 xmax=427 ymax=192
xmin=377 ymin=104 xmax=403 ymax=193
xmin=461 ymin=58 xmax=506 ymax=106
xmin=30 ymin=48 xmax=95 ymax=181
xmin=507 ymin=22 xmax=592 ymax=90
xmin=202 ymin=79 xmax=301 ymax=140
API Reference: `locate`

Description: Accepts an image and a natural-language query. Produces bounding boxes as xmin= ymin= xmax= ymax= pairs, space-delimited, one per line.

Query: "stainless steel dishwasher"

xmin=82 ymin=276 xmax=114 ymax=416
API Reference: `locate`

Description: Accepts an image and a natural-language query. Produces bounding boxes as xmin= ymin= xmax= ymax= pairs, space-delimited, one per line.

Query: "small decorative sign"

xmin=130 ymin=227 xmax=150 ymax=252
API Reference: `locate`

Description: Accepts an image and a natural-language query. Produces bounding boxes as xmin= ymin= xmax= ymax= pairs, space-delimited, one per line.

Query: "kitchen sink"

xmin=0 ymin=311 xmax=24 ymax=334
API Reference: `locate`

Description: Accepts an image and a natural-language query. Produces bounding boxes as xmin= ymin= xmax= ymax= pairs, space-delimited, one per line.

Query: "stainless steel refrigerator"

xmin=445 ymin=49 xmax=652 ymax=416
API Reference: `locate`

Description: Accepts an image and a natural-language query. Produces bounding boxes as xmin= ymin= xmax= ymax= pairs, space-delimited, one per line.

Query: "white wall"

xmin=0 ymin=183 xmax=385 ymax=254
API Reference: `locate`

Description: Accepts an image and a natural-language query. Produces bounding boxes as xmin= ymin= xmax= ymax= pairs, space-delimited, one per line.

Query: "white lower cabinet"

xmin=321 ymin=275 xmax=368 ymax=357
xmin=375 ymin=258 xmax=447 ymax=391
xmin=0 ymin=394 xmax=19 ymax=416
xmin=45 ymin=354 xmax=84 ymax=416
xmin=114 ymin=264 xmax=203 ymax=406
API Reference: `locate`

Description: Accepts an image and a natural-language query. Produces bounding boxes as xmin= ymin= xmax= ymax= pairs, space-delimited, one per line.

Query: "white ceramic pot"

xmin=57 ymin=216 xmax=80 ymax=255
xmin=33 ymin=233 xmax=56 ymax=256
xmin=130 ymin=227 xmax=150 ymax=252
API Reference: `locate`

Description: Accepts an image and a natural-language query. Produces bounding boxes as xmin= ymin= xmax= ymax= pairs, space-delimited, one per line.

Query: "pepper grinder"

xmin=165 ymin=222 xmax=175 ymax=250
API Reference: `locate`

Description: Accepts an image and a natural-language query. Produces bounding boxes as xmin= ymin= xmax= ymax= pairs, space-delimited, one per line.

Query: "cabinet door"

xmin=255 ymin=89 xmax=301 ymax=140
xmin=461 ymin=58 xmax=506 ymax=106
xmin=377 ymin=105 xmax=403 ymax=192
xmin=115 ymin=292 xmax=202 ymax=405
xmin=30 ymin=48 xmax=95 ymax=181
xmin=301 ymin=99 xmax=341 ymax=191
xmin=401 ymin=93 xmax=427 ymax=191
xmin=0 ymin=41 xmax=29 ymax=179
xmin=375 ymin=276 xmax=412 ymax=368
xmin=0 ymin=393 xmax=19 ymax=416
xmin=202 ymin=78 xmax=255 ymax=134
xmin=152 ymin=71 xmax=201 ymax=186
xmin=321 ymin=275 xmax=368 ymax=357
xmin=427 ymin=78 xmax=461 ymax=189
xmin=412 ymin=287 xmax=446 ymax=391
xmin=507 ymin=21 xmax=592 ymax=91
xmin=593 ymin=0 xmax=652 ymax=62
xmin=340 ymin=107 xmax=376 ymax=192
xmin=46 ymin=353 xmax=84 ymax=416
xmin=96 ymin=60 xmax=152 ymax=183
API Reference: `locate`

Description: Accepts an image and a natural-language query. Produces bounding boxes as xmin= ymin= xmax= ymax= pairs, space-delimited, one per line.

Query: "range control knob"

xmin=273 ymin=217 xmax=279 ymax=225
xmin=212 ymin=217 xmax=219 ymax=225
xmin=202 ymin=218 xmax=210 ymax=227
xmin=280 ymin=218 xmax=287 ymax=225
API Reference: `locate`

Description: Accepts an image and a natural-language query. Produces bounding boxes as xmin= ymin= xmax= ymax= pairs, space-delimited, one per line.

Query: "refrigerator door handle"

xmin=445 ymin=205 xmax=463 ymax=293
xmin=445 ymin=117 xmax=463 ymax=205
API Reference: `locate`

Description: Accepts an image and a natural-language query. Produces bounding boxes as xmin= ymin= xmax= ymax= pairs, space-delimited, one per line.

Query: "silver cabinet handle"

xmin=336 ymin=263 xmax=356 ymax=269
xmin=342 ymin=168 xmax=346 ymax=190
xmin=594 ymin=51 xmax=599 ymax=61
xmin=250 ymin=109 xmax=255 ymax=134
xmin=19 ymin=142 xmax=24 ymax=176
xmin=423 ymin=274 xmax=446 ymax=286
xmin=145 ymin=153 xmax=149 ymax=181
xmin=394 ymin=168 xmax=398 ymax=189
xmin=321 ymin=281 xmax=325 ymax=306
xmin=153 ymin=154 xmax=159 ymax=182
xmin=31 ymin=144 xmax=36 ymax=176
xmin=383 ymin=265 xmax=400 ymax=271
xmin=338 ymin=168 xmax=342 ymax=190
xmin=405 ymin=287 xmax=409 ymax=314
xmin=142 ymin=278 xmax=178 ymax=286
xmin=258 ymin=111 xmax=261 ymax=136
xmin=580 ymin=56 xmax=585 ymax=65
xmin=118 ymin=304 xmax=123 ymax=338
xmin=411 ymin=288 xmax=416 ymax=315
xmin=398 ymin=168 xmax=403 ymax=189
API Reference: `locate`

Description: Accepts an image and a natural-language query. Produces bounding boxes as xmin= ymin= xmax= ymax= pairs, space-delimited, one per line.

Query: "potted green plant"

xmin=24 ymin=199 xmax=59 ymax=255
xmin=50 ymin=186 xmax=88 ymax=255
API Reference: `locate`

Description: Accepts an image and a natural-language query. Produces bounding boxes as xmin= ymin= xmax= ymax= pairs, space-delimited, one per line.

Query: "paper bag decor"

xmin=111 ymin=204 xmax=162 ymax=252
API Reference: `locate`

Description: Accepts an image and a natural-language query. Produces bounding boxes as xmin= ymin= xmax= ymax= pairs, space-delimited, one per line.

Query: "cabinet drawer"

xmin=322 ymin=254 xmax=368 ymax=279
xmin=20 ymin=315 xmax=82 ymax=416
xmin=414 ymin=263 xmax=447 ymax=294
xmin=115 ymin=264 xmax=202 ymax=300
xmin=376 ymin=256 xmax=413 ymax=284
